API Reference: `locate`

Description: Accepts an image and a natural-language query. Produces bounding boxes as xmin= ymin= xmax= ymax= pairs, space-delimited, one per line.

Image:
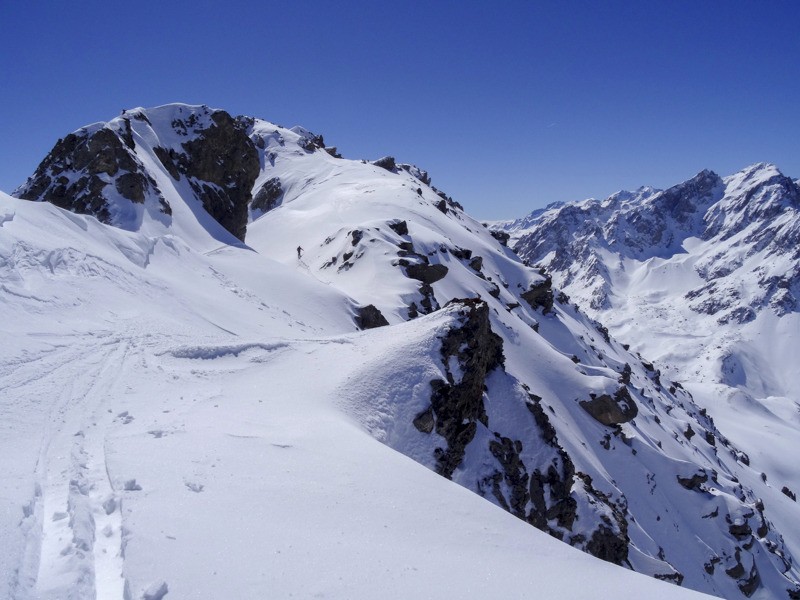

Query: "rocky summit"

xmin=15 ymin=105 xmax=260 ymax=241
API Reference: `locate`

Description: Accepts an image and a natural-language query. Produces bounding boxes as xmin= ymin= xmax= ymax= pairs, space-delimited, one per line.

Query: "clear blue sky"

xmin=2 ymin=1 xmax=798 ymax=219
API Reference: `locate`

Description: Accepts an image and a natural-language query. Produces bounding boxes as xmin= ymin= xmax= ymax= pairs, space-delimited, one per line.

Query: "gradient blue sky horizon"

xmin=2 ymin=1 xmax=798 ymax=219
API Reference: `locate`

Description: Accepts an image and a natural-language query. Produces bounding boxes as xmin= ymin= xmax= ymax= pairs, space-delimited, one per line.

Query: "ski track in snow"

xmin=11 ymin=336 xmax=133 ymax=600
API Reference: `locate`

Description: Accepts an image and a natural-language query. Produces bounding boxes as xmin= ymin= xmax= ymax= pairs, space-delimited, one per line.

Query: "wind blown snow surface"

xmin=2 ymin=105 xmax=796 ymax=599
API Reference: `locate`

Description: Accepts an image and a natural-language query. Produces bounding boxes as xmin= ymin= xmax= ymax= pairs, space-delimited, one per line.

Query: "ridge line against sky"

xmin=1 ymin=0 xmax=798 ymax=220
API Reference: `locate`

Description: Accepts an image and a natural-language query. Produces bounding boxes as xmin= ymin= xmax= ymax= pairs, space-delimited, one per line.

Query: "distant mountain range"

xmin=2 ymin=104 xmax=798 ymax=599
xmin=497 ymin=162 xmax=800 ymax=597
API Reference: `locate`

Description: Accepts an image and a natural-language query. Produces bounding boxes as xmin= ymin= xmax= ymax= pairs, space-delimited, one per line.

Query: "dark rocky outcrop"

xmin=580 ymin=387 xmax=638 ymax=426
xmin=618 ymin=363 xmax=632 ymax=385
xmin=405 ymin=263 xmax=448 ymax=284
xmin=526 ymin=393 xmax=577 ymax=539
xmin=412 ymin=407 xmax=435 ymax=434
xmin=417 ymin=282 xmax=440 ymax=315
xmin=388 ymin=219 xmax=408 ymax=236
xmin=521 ymin=276 xmax=554 ymax=314
xmin=154 ymin=110 xmax=259 ymax=241
xmin=725 ymin=549 xmax=761 ymax=597
xmin=398 ymin=163 xmax=431 ymax=185
xmin=654 ymin=572 xmax=685 ymax=586
xmin=115 ymin=172 xmax=148 ymax=204
xmin=728 ymin=520 xmax=752 ymax=540
xmin=119 ymin=117 xmax=135 ymax=149
xmin=251 ymin=177 xmax=283 ymax=213
xmin=152 ymin=146 xmax=181 ymax=179
xmin=522 ymin=398 xmax=578 ymax=529
xmin=450 ymin=247 xmax=472 ymax=260
xmin=480 ymin=391 xmax=630 ymax=567
xmin=487 ymin=434 xmax=529 ymax=518
xmin=15 ymin=125 xmax=168 ymax=222
xmin=739 ymin=565 xmax=761 ymax=597
xmin=573 ymin=472 xmax=630 ymax=566
xmin=418 ymin=299 xmax=504 ymax=478
xmin=371 ymin=156 xmax=396 ymax=172
xmin=396 ymin=243 xmax=448 ymax=286
xmin=396 ymin=243 xmax=446 ymax=318
xmin=726 ymin=550 xmax=746 ymax=579
xmin=528 ymin=455 xmax=577 ymax=532
xmin=355 ymin=304 xmax=389 ymax=330
xmin=298 ymin=133 xmax=325 ymax=152
xmin=677 ymin=470 xmax=709 ymax=491
xmin=705 ymin=556 xmax=722 ymax=575
xmin=586 ymin=524 xmax=629 ymax=566
xmin=431 ymin=188 xmax=463 ymax=211
xmin=490 ymin=230 xmax=510 ymax=246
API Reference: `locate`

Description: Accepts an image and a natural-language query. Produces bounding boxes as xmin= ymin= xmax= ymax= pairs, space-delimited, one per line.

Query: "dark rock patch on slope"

xmin=355 ymin=304 xmax=390 ymax=330
xmin=15 ymin=123 xmax=168 ymax=222
xmin=416 ymin=299 xmax=503 ymax=478
xmin=154 ymin=110 xmax=259 ymax=241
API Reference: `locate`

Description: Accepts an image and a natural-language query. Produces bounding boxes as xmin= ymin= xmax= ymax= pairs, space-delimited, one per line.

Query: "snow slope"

xmin=0 ymin=193 xmax=713 ymax=600
xmin=3 ymin=105 xmax=799 ymax=598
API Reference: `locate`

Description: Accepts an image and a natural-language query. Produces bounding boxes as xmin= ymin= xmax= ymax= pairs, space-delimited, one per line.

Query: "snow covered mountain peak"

xmin=5 ymin=108 xmax=800 ymax=599
xmin=707 ymin=163 xmax=800 ymax=242
xmin=14 ymin=103 xmax=265 ymax=244
xmin=604 ymin=185 xmax=661 ymax=205
xmin=509 ymin=163 xmax=799 ymax=311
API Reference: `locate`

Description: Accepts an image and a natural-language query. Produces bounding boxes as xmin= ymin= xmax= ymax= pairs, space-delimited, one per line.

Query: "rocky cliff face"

xmin=408 ymin=300 xmax=632 ymax=566
xmin=14 ymin=118 xmax=170 ymax=225
xmin=15 ymin=105 xmax=260 ymax=241
xmin=153 ymin=109 xmax=259 ymax=241
xmin=415 ymin=299 xmax=502 ymax=478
